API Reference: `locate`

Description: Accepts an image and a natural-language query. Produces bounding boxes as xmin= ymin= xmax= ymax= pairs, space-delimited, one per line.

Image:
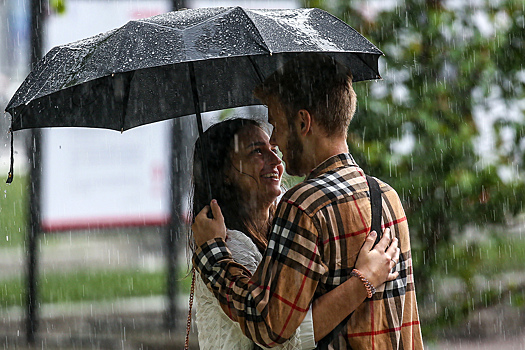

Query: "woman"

xmin=190 ymin=118 xmax=398 ymax=349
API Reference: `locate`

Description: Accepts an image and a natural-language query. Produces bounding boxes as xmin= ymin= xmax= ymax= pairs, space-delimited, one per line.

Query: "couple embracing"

xmin=190 ymin=54 xmax=424 ymax=350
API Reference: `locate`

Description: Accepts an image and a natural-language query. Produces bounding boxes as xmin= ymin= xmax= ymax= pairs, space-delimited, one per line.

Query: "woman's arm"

xmin=311 ymin=228 xmax=399 ymax=342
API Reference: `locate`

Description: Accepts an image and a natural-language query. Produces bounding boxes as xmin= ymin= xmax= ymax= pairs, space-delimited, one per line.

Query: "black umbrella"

xmin=4 ymin=6 xmax=383 ymax=184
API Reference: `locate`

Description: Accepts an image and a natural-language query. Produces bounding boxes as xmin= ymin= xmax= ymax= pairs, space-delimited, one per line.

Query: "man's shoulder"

xmin=281 ymin=166 xmax=367 ymax=215
xmin=369 ymin=175 xmax=395 ymax=193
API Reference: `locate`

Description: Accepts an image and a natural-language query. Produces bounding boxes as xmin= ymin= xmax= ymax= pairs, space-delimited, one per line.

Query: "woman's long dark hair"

xmin=190 ymin=118 xmax=274 ymax=254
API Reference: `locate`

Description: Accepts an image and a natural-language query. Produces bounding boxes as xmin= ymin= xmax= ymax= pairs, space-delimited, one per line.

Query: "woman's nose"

xmin=266 ymin=149 xmax=282 ymax=166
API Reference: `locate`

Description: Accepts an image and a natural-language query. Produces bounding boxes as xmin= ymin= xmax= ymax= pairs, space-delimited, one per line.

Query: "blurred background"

xmin=0 ymin=0 xmax=524 ymax=349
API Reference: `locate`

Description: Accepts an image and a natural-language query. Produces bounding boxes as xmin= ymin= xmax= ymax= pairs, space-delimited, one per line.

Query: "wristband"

xmin=351 ymin=268 xmax=376 ymax=298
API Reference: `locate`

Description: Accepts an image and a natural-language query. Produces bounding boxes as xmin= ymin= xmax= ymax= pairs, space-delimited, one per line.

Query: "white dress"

xmin=194 ymin=229 xmax=316 ymax=350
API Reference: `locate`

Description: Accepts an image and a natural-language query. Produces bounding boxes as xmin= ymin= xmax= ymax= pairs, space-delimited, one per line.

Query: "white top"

xmin=194 ymin=229 xmax=317 ymax=350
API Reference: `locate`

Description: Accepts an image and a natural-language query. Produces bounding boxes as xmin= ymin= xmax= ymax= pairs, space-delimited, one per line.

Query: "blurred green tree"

xmin=303 ymin=0 xmax=525 ymax=287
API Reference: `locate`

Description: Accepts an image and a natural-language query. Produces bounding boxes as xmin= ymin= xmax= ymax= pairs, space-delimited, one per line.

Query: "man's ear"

xmin=297 ymin=109 xmax=312 ymax=136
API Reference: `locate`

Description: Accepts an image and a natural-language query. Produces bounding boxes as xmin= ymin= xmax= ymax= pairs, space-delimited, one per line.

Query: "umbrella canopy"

xmin=5 ymin=6 xmax=383 ymax=132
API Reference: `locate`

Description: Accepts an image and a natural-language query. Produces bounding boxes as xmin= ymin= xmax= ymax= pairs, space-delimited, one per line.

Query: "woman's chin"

xmin=268 ymin=186 xmax=282 ymax=201
xmin=259 ymin=185 xmax=281 ymax=204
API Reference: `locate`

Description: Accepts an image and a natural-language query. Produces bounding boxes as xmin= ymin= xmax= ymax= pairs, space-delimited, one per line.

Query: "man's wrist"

xmin=350 ymin=269 xmax=376 ymax=298
xmin=194 ymin=231 xmax=226 ymax=247
xmin=195 ymin=236 xmax=226 ymax=251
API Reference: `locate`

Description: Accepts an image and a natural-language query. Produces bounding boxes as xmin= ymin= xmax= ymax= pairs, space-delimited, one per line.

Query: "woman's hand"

xmin=192 ymin=199 xmax=227 ymax=247
xmin=354 ymin=228 xmax=399 ymax=289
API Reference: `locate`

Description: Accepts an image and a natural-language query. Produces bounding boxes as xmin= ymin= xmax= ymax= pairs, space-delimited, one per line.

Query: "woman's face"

xmin=227 ymin=124 xmax=284 ymax=207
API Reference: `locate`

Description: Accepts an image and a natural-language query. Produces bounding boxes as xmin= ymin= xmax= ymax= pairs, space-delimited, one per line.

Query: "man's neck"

xmin=304 ymin=137 xmax=348 ymax=172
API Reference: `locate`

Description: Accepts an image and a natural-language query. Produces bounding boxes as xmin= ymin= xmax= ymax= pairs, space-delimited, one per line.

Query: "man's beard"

xmin=284 ymin=125 xmax=305 ymax=176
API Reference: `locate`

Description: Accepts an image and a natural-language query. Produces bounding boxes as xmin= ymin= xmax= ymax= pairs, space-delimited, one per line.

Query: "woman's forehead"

xmin=236 ymin=125 xmax=269 ymax=144
xmin=231 ymin=125 xmax=269 ymax=154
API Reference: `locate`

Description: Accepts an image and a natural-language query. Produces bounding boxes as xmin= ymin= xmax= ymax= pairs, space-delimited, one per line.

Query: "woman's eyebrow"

xmin=246 ymin=141 xmax=266 ymax=149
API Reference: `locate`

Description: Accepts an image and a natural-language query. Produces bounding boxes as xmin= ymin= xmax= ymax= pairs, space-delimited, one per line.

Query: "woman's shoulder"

xmin=227 ymin=229 xmax=256 ymax=246
xmin=225 ymin=229 xmax=263 ymax=274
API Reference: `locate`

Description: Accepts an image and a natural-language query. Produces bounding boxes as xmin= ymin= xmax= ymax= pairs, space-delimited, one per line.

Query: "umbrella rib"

xmin=134 ymin=19 xmax=184 ymax=32
xmin=353 ymin=53 xmax=381 ymax=80
xmin=317 ymin=9 xmax=383 ymax=55
xmin=135 ymin=7 xmax=234 ymax=33
xmin=259 ymin=10 xmax=340 ymax=52
xmin=120 ymin=71 xmax=134 ymax=131
xmin=17 ymin=48 xmax=63 ymax=105
xmin=247 ymin=56 xmax=265 ymax=84
xmin=239 ymin=8 xmax=271 ymax=54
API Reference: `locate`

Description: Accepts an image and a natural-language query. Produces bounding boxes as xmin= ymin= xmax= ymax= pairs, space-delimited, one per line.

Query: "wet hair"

xmin=254 ymin=53 xmax=357 ymax=137
xmin=190 ymin=118 xmax=273 ymax=254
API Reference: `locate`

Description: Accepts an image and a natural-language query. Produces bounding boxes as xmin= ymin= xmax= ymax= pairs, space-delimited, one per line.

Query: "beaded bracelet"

xmin=351 ymin=268 xmax=376 ymax=299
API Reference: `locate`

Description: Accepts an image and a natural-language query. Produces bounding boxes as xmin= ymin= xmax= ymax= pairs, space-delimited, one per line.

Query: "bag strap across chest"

xmin=316 ymin=175 xmax=382 ymax=349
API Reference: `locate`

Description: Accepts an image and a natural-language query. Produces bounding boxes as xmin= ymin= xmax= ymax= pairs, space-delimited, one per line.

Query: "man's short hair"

xmin=254 ymin=53 xmax=357 ymax=137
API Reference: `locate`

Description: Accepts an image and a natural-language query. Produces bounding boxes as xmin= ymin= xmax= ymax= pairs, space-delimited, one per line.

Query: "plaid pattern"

xmin=194 ymin=153 xmax=423 ymax=349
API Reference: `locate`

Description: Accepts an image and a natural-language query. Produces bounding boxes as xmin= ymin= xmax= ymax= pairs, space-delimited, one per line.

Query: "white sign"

xmin=41 ymin=123 xmax=172 ymax=231
xmin=41 ymin=0 xmax=172 ymax=232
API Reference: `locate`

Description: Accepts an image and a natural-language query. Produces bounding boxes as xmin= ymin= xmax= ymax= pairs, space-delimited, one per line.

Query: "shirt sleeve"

xmin=193 ymin=200 xmax=327 ymax=347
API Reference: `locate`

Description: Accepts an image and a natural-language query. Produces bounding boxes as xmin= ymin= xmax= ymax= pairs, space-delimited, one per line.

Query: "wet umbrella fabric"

xmin=4 ymin=7 xmax=383 ymax=184
xmin=5 ymin=7 xmax=382 ymax=132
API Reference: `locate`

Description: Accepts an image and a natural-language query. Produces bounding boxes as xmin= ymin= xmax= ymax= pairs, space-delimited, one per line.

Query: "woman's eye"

xmin=271 ymin=148 xmax=278 ymax=154
xmin=251 ymin=148 xmax=263 ymax=155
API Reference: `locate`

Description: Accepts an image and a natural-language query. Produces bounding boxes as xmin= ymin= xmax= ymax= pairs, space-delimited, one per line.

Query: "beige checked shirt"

xmin=194 ymin=153 xmax=423 ymax=349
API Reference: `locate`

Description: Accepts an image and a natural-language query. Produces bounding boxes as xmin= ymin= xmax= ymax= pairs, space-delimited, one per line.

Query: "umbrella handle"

xmin=6 ymin=127 xmax=14 ymax=184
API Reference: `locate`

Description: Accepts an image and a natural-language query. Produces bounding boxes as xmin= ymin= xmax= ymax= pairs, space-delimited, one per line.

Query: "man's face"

xmin=266 ymin=97 xmax=305 ymax=176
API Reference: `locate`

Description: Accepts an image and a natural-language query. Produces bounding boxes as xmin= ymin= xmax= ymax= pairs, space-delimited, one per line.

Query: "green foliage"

xmin=50 ymin=0 xmax=66 ymax=14
xmin=0 ymin=175 xmax=28 ymax=248
xmin=420 ymin=235 xmax=525 ymax=338
xmin=304 ymin=0 xmax=525 ymax=286
xmin=281 ymin=174 xmax=304 ymax=190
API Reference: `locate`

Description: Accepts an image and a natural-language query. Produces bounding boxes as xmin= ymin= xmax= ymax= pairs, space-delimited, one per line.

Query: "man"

xmin=192 ymin=53 xmax=423 ymax=349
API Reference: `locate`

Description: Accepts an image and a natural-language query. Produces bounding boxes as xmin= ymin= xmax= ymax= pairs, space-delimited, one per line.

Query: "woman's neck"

xmin=254 ymin=207 xmax=270 ymax=230
xmin=246 ymin=198 xmax=272 ymax=230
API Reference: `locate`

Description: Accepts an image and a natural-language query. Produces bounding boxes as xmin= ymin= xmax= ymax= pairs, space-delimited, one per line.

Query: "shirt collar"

xmin=306 ymin=153 xmax=358 ymax=180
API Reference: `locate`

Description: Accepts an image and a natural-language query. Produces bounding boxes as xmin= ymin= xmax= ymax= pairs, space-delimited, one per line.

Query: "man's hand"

xmin=192 ymin=199 xmax=227 ymax=247
xmin=355 ymin=228 xmax=400 ymax=289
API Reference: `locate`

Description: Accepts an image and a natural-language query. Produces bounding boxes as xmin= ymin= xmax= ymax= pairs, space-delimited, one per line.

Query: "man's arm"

xmin=192 ymin=201 xmax=401 ymax=346
xmin=193 ymin=199 xmax=324 ymax=347
xmin=311 ymin=228 xmax=399 ymax=341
